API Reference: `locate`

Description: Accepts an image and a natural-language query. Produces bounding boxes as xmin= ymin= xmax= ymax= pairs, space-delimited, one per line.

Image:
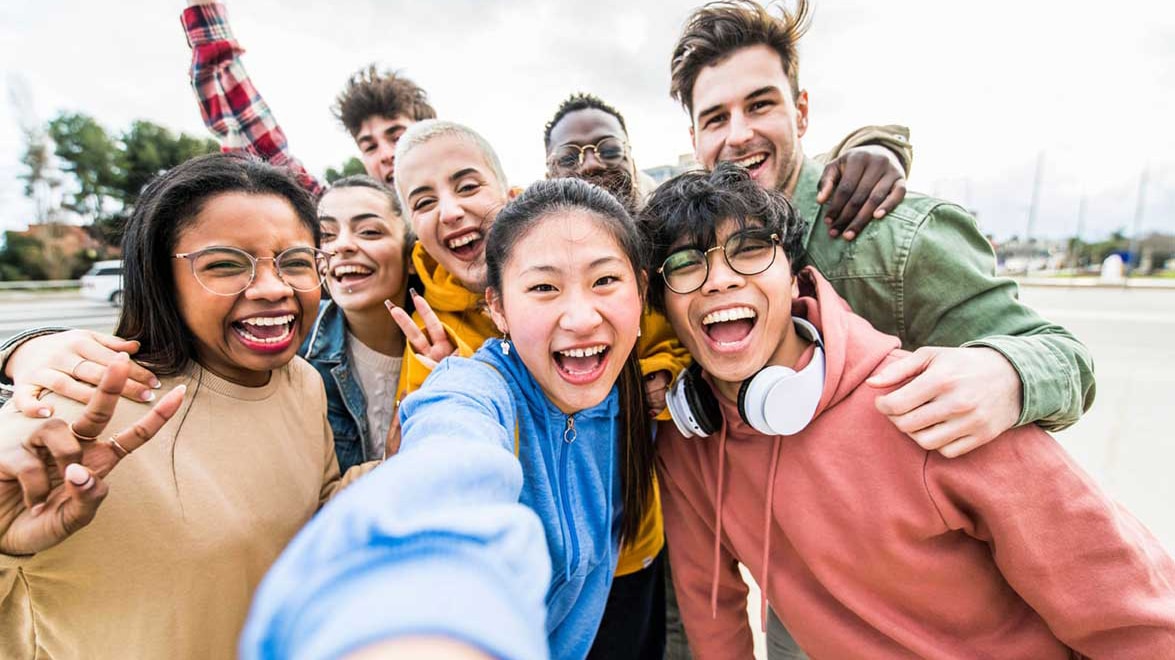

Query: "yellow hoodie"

xmin=401 ymin=242 xmax=687 ymax=576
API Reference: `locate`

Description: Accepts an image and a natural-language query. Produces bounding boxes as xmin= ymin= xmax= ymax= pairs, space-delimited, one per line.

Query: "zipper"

xmin=558 ymin=414 xmax=580 ymax=576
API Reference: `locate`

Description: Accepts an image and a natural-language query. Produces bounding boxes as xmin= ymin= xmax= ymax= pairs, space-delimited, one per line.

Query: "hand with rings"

xmin=0 ymin=353 xmax=186 ymax=556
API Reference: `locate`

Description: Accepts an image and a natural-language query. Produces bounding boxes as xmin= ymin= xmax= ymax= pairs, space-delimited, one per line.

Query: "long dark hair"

xmin=485 ymin=177 xmax=654 ymax=545
xmin=114 ymin=153 xmax=319 ymax=375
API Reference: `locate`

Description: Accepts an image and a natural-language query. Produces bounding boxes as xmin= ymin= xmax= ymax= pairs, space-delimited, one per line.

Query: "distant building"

xmin=643 ymin=153 xmax=700 ymax=186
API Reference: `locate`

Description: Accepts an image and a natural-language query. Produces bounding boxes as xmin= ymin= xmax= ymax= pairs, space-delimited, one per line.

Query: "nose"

xmin=437 ymin=193 xmax=466 ymax=225
xmin=701 ymin=248 xmax=744 ymax=295
xmin=245 ymin=259 xmax=295 ymax=301
xmin=377 ymin=140 xmax=396 ymax=165
xmin=579 ymin=148 xmax=607 ymax=175
xmin=327 ymin=226 xmax=356 ymax=255
xmin=558 ymin=292 xmax=604 ymax=334
xmin=726 ymin=110 xmax=754 ymax=149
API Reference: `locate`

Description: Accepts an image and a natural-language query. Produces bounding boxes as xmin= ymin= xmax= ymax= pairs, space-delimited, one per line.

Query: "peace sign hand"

xmin=385 ymin=289 xmax=457 ymax=370
xmin=0 ymin=353 xmax=186 ymax=556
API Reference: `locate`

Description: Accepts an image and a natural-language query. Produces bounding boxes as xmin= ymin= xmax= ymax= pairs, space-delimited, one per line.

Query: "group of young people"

xmin=1 ymin=0 xmax=1173 ymax=658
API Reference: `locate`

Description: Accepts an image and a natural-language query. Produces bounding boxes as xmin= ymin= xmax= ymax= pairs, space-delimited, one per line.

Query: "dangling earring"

xmin=637 ymin=325 xmax=642 ymax=338
xmin=501 ymin=331 xmax=511 ymax=356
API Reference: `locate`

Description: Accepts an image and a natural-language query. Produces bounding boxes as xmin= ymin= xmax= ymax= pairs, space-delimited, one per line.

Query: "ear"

xmin=485 ymin=287 xmax=508 ymax=335
xmin=508 ymin=186 xmax=523 ymax=200
xmin=794 ymin=89 xmax=810 ymax=138
xmin=688 ymin=122 xmax=697 ymax=155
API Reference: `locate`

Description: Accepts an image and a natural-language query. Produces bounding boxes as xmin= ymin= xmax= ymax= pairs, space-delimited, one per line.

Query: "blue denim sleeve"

xmin=240 ymin=358 xmax=551 ymax=660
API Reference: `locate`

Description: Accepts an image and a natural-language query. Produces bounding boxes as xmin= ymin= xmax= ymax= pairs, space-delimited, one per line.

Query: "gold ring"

xmin=69 ymin=358 xmax=88 ymax=379
xmin=107 ymin=434 xmax=130 ymax=458
xmin=70 ymin=422 xmax=100 ymax=442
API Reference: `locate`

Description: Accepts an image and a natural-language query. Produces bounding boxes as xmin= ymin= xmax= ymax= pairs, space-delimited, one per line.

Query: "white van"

xmin=80 ymin=260 xmax=123 ymax=305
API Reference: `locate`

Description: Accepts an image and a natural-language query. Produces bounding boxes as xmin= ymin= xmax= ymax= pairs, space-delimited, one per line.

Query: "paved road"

xmin=0 ymin=290 xmax=119 ymax=342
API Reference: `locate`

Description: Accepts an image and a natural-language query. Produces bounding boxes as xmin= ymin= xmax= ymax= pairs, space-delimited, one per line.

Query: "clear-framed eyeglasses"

xmin=548 ymin=137 xmax=629 ymax=172
xmin=658 ymin=231 xmax=781 ymax=294
xmin=172 ymin=245 xmax=332 ymax=296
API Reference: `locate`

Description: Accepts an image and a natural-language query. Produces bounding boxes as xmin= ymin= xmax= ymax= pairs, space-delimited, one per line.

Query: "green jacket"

xmin=792 ymin=158 xmax=1094 ymax=431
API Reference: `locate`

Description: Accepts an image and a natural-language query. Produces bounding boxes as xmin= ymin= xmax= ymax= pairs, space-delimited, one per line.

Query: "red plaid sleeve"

xmin=181 ymin=3 xmax=323 ymax=196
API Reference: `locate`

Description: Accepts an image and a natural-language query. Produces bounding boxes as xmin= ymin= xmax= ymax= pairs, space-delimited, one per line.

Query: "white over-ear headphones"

xmin=666 ymin=317 xmax=826 ymax=438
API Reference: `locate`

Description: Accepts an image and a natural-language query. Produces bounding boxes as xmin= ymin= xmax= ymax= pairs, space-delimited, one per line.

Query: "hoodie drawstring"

xmin=760 ymin=435 xmax=783 ymax=631
xmin=710 ymin=420 xmax=729 ymax=619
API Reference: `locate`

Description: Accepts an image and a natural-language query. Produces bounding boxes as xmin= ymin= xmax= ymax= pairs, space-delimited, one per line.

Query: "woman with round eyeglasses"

xmin=0 ymin=154 xmax=367 ymax=659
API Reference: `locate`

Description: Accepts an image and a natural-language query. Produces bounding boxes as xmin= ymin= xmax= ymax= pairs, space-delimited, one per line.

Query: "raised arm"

xmin=181 ymin=1 xmax=322 ymax=195
xmin=241 ymin=357 xmax=551 ymax=660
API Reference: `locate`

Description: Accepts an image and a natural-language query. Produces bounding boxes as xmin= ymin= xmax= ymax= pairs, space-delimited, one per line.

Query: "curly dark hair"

xmin=640 ymin=162 xmax=808 ymax=311
xmin=542 ymin=92 xmax=629 ymax=150
xmin=670 ymin=0 xmax=811 ymax=114
xmin=334 ymin=65 xmax=437 ymax=137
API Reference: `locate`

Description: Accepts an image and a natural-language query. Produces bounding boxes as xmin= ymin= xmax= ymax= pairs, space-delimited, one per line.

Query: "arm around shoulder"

xmin=901 ymin=202 xmax=1095 ymax=429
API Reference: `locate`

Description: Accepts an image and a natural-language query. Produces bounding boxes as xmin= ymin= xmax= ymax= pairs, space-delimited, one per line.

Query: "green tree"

xmin=324 ymin=157 xmax=366 ymax=184
xmin=119 ymin=120 xmax=218 ymax=208
xmin=47 ymin=112 xmax=121 ymax=220
xmin=0 ymin=232 xmax=47 ymax=281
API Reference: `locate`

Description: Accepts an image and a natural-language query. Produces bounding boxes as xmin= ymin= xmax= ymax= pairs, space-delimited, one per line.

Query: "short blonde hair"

xmin=393 ymin=120 xmax=509 ymax=213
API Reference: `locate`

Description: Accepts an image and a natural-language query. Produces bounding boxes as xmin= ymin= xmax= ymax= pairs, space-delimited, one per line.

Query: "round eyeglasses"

xmin=658 ymin=232 xmax=781 ymax=294
xmin=548 ymin=137 xmax=629 ymax=172
xmin=172 ymin=246 xmax=332 ymax=296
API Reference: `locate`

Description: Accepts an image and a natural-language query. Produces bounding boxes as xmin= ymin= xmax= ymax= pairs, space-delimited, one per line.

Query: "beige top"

xmin=0 ymin=357 xmax=341 ymax=659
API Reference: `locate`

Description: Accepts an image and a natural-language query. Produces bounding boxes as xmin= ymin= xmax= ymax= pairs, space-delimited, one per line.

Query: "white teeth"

xmin=447 ymin=232 xmax=481 ymax=249
xmin=241 ymin=314 xmax=295 ymax=327
xmin=734 ymin=154 xmax=766 ymax=168
xmin=234 ymin=321 xmax=295 ymax=344
xmin=557 ymin=345 xmax=607 ymax=358
xmin=702 ymin=307 xmax=757 ymax=326
xmin=333 ymin=265 xmax=373 ymax=277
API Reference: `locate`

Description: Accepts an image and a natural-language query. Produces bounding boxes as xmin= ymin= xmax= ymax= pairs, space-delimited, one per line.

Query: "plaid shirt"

xmin=182 ymin=3 xmax=323 ymax=196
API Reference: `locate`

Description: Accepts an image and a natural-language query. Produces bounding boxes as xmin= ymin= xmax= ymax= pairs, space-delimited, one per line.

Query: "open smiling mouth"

xmin=445 ymin=229 xmax=484 ymax=260
xmin=553 ymin=344 xmax=610 ymax=384
xmin=332 ymin=264 xmax=374 ymax=288
xmin=232 ymin=314 xmax=297 ymax=353
xmin=702 ymin=306 xmax=758 ymax=348
xmin=732 ymin=153 xmax=768 ymax=177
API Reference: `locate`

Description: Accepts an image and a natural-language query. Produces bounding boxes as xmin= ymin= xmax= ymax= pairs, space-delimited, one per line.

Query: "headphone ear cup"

xmin=682 ymin=363 xmax=722 ymax=437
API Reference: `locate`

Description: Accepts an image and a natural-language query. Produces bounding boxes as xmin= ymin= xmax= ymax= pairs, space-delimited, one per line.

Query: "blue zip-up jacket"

xmin=239 ymin=396 xmax=552 ymax=660
xmin=301 ymin=300 xmax=371 ymax=472
xmin=401 ymin=339 xmax=623 ymax=658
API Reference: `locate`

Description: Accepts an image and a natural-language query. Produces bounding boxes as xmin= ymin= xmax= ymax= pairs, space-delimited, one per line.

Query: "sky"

xmin=2 ymin=0 xmax=1173 ymax=242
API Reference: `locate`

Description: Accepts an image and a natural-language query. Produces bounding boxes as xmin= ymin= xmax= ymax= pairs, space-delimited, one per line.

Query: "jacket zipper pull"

xmin=563 ymin=416 xmax=577 ymax=444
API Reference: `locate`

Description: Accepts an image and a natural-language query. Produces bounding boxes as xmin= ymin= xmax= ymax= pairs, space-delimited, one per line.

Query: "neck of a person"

xmin=780 ymin=146 xmax=806 ymax=198
xmin=344 ymin=300 xmax=407 ymax=357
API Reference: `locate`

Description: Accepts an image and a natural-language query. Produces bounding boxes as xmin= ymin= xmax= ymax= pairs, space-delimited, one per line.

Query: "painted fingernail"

xmin=141 ymin=390 xmax=156 ymax=402
xmin=408 ymin=287 xmax=421 ymax=299
xmin=65 ymin=464 xmax=93 ymax=487
xmin=149 ymin=378 xmax=161 ymax=389
xmin=37 ymin=408 xmax=51 ymax=418
xmin=384 ymin=299 xmax=398 ymax=312
xmin=30 ymin=503 xmax=46 ymax=516
xmin=844 ymin=231 xmax=856 ymax=240
xmin=174 ymin=384 xmax=187 ymax=396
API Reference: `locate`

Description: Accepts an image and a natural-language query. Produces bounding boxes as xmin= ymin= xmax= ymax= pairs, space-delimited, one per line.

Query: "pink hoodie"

xmin=657 ymin=267 xmax=1175 ymax=659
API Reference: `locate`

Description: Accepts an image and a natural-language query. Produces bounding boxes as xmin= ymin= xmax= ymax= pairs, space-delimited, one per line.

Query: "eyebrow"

xmin=520 ymin=255 xmax=625 ymax=275
xmin=407 ymin=167 xmax=484 ymax=201
xmin=318 ymin=212 xmax=383 ymax=224
xmin=696 ymin=85 xmax=780 ymax=123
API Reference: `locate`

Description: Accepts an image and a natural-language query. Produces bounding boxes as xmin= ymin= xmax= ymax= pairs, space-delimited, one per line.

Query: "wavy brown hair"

xmin=670 ymin=0 xmax=811 ymax=114
xmin=334 ymin=65 xmax=437 ymax=137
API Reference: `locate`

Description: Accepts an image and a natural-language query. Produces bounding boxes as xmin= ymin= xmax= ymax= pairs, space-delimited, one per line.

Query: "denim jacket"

xmin=792 ymin=158 xmax=1095 ymax=430
xmin=301 ymin=301 xmax=370 ymax=472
